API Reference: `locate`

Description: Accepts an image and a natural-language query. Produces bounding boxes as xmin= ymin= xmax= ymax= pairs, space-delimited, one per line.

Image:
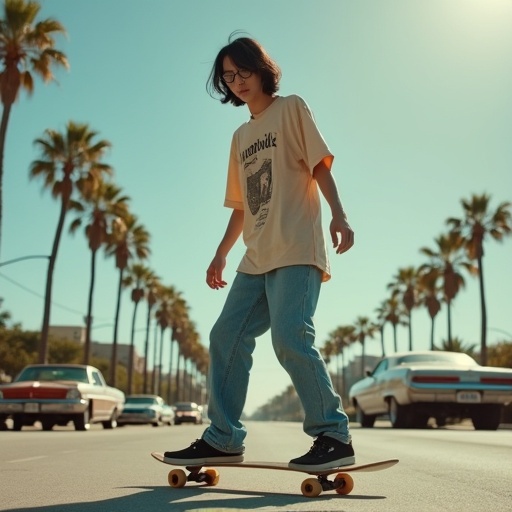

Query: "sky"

xmin=1 ymin=0 xmax=511 ymax=415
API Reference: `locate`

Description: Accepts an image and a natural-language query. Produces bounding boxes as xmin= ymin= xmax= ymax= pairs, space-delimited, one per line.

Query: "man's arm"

xmin=313 ymin=160 xmax=354 ymax=255
xmin=206 ymin=208 xmax=244 ymax=289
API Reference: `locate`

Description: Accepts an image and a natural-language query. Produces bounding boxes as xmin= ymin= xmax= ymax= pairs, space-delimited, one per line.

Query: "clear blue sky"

xmin=1 ymin=0 xmax=511 ymax=415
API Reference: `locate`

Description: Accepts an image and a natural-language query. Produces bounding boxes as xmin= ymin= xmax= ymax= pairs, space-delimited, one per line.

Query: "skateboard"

xmin=151 ymin=452 xmax=398 ymax=498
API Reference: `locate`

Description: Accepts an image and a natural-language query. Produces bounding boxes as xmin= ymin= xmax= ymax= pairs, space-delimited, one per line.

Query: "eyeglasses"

xmin=222 ymin=69 xmax=252 ymax=83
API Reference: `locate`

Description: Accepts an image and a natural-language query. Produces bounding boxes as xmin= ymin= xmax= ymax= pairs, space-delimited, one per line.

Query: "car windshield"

xmin=396 ymin=353 xmax=477 ymax=366
xmin=126 ymin=397 xmax=158 ymax=405
xmin=175 ymin=402 xmax=198 ymax=411
xmin=16 ymin=366 xmax=89 ymax=383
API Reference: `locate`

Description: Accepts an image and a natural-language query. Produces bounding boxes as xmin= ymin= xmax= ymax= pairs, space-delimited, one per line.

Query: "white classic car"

xmin=349 ymin=351 xmax=512 ymax=430
xmin=0 ymin=364 xmax=125 ymax=431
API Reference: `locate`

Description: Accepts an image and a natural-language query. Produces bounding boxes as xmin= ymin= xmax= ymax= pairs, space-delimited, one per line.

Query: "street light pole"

xmin=0 ymin=255 xmax=51 ymax=268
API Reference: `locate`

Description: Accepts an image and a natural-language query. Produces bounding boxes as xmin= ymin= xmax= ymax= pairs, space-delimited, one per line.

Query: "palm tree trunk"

xmin=447 ymin=301 xmax=453 ymax=351
xmin=360 ymin=338 xmax=366 ymax=377
xmin=143 ymin=305 xmax=153 ymax=393
xmin=430 ymin=316 xmax=436 ymax=350
xmin=477 ymin=256 xmax=488 ymax=365
xmin=408 ymin=312 xmax=413 ymax=351
xmin=127 ymin=301 xmax=139 ymax=394
xmin=83 ymin=249 xmax=97 ymax=365
xmin=158 ymin=327 xmax=165 ymax=396
xmin=152 ymin=321 xmax=158 ymax=394
xmin=0 ymin=103 xmax=13 ymax=257
xmin=393 ymin=324 xmax=398 ymax=352
xmin=340 ymin=350 xmax=346 ymax=404
xmin=39 ymin=196 xmax=69 ymax=363
xmin=176 ymin=349 xmax=182 ymax=401
xmin=110 ymin=268 xmax=124 ymax=386
xmin=166 ymin=336 xmax=174 ymax=404
xmin=380 ymin=325 xmax=385 ymax=356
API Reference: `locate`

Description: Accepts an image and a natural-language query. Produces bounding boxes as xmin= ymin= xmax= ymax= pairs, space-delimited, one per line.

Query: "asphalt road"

xmin=1 ymin=420 xmax=511 ymax=512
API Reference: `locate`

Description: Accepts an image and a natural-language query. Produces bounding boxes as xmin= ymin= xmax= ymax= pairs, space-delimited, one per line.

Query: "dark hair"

xmin=207 ymin=35 xmax=281 ymax=107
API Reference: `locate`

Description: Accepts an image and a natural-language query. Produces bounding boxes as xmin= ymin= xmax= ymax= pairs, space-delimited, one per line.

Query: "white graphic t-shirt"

xmin=224 ymin=94 xmax=334 ymax=282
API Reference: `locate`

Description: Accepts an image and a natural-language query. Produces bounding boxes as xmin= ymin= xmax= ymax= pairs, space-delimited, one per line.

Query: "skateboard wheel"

xmin=168 ymin=469 xmax=187 ymax=488
xmin=204 ymin=469 xmax=220 ymax=486
xmin=301 ymin=478 xmax=322 ymax=498
xmin=334 ymin=473 xmax=354 ymax=495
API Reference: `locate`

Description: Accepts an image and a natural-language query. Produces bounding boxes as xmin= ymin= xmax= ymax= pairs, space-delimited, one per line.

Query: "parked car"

xmin=0 ymin=364 xmax=125 ymax=431
xmin=118 ymin=394 xmax=174 ymax=427
xmin=349 ymin=351 xmax=512 ymax=430
xmin=173 ymin=401 xmax=203 ymax=425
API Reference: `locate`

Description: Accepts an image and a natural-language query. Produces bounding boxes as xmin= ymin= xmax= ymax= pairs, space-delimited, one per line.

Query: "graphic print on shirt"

xmin=240 ymin=132 xmax=277 ymax=230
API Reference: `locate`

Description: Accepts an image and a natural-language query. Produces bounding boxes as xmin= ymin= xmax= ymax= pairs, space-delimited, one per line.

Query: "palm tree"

xmin=69 ymin=180 xmax=129 ymax=365
xmin=106 ymin=213 xmax=150 ymax=386
xmin=154 ymin=285 xmax=178 ymax=396
xmin=122 ymin=263 xmax=152 ymax=393
xmin=328 ymin=325 xmax=355 ymax=402
xmin=374 ymin=304 xmax=388 ymax=357
xmin=30 ymin=122 xmax=112 ymax=363
xmin=142 ymin=274 xmax=160 ymax=393
xmin=376 ymin=297 xmax=407 ymax=353
xmin=447 ymin=194 xmax=512 ymax=364
xmin=420 ymin=232 xmax=477 ymax=351
xmin=169 ymin=297 xmax=189 ymax=403
xmin=353 ymin=316 xmax=376 ymax=378
xmin=387 ymin=267 xmax=419 ymax=351
xmin=0 ymin=0 xmax=68 ymax=255
xmin=417 ymin=268 xmax=442 ymax=350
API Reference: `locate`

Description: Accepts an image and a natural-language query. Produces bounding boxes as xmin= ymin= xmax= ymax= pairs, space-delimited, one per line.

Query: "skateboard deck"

xmin=151 ymin=451 xmax=398 ymax=498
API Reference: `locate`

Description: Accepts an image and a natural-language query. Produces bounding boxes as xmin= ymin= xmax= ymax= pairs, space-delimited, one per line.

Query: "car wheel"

xmin=12 ymin=415 xmax=23 ymax=431
xmin=355 ymin=403 xmax=376 ymax=428
xmin=388 ymin=398 xmax=411 ymax=428
xmin=435 ymin=416 xmax=447 ymax=427
xmin=74 ymin=407 xmax=91 ymax=431
xmin=471 ymin=404 xmax=502 ymax=430
xmin=102 ymin=409 xmax=118 ymax=429
xmin=41 ymin=419 xmax=54 ymax=431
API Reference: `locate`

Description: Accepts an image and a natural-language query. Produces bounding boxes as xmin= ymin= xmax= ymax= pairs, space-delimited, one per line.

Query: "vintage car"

xmin=117 ymin=394 xmax=174 ymax=427
xmin=173 ymin=401 xmax=203 ymax=425
xmin=349 ymin=351 xmax=512 ymax=430
xmin=0 ymin=364 xmax=125 ymax=431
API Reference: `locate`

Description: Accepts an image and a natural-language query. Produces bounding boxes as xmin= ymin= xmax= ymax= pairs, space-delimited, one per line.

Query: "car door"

xmin=356 ymin=359 xmax=390 ymax=415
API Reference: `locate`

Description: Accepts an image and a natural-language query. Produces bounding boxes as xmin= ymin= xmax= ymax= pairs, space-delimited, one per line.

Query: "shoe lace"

xmin=307 ymin=437 xmax=331 ymax=456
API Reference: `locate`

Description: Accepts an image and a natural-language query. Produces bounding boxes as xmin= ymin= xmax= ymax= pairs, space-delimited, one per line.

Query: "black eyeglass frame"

xmin=222 ymin=69 xmax=253 ymax=83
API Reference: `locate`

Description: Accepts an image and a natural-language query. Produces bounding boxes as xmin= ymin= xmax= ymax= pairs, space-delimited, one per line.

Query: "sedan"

xmin=118 ymin=395 xmax=174 ymax=427
xmin=0 ymin=364 xmax=125 ymax=431
xmin=349 ymin=351 xmax=512 ymax=430
xmin=173 ymin=401 xmax=203 ymax=425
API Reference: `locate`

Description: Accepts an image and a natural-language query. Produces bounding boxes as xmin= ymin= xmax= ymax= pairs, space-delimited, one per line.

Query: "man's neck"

xmin=248 ymin=94 xmax=276 ymax=117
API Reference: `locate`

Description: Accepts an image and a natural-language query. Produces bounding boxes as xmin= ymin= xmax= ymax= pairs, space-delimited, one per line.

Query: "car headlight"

xmin=66 ymin=389 xmax=81 ymax=400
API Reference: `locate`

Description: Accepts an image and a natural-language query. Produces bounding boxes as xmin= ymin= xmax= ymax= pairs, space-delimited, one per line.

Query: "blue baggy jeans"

xmin=202 ymin=265 xmax=351 ymax=452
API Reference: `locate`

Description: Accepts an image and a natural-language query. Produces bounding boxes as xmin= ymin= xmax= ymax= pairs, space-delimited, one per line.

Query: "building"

xmin=92 ymin=342 xmax=145 ymax=374
xmin=49 ymin=325 xmax=85 ymax=344
xmin=48 ymin=325 xmax=144 ymax=373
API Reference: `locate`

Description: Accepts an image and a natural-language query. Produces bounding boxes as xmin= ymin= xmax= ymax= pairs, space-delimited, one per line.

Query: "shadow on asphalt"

xmin=2 ymin=485 xmax=389 ymax=512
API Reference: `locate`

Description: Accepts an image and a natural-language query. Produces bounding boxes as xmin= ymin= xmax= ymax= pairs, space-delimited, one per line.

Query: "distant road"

xmin=1 ymin=420 xmax=511 ymax=511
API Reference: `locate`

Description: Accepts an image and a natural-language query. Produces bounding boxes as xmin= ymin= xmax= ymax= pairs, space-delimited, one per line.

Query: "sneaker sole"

xmin=163 ymin=454 xmax=244 ymax=465
xmin=288 ymin=455 xmax=356 ymax=472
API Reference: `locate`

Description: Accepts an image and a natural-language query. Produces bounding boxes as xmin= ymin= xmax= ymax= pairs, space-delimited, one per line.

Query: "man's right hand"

xmin=206 ymin=254 xmax=227 ymax=290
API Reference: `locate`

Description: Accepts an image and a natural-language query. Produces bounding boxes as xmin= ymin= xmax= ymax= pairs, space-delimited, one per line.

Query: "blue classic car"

xmin=349 ymin=351 xmax=512 ymax=430
xmin=117 ymin=395 xmax=174 ymax=427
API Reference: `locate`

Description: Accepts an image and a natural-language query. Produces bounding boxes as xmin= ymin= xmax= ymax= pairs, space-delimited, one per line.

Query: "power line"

xmin=0 ymin=272 xmax=84 ymax=316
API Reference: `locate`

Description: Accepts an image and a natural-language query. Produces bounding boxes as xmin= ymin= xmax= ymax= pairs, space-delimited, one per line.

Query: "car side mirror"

xmin=365 ymin=369 xmax=373 ymax=377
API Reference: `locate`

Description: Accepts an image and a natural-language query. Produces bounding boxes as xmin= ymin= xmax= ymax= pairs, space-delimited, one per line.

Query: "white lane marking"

xmin=7 ymin=456 xmax=47 ymax=463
